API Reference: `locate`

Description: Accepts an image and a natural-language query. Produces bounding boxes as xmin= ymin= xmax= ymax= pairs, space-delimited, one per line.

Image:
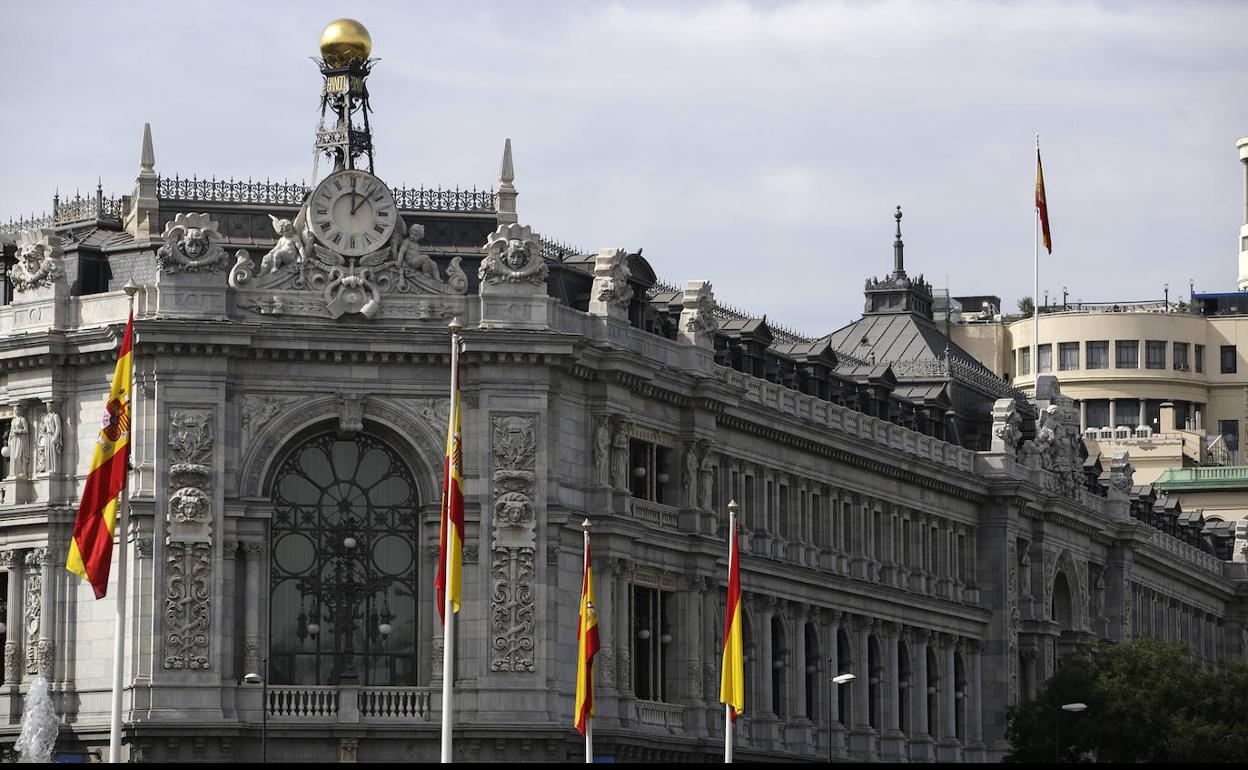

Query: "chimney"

xmin=1159 ymin=401 xmax=1176 ymax=434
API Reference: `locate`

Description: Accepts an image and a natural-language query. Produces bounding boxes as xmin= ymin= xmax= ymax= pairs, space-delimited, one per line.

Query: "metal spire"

xmin=893 ymin=205 xmax=906 ymax=277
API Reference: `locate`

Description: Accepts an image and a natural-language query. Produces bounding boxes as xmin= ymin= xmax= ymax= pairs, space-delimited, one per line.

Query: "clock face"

xmin=308 ymin=170 xmax=397 ymax=257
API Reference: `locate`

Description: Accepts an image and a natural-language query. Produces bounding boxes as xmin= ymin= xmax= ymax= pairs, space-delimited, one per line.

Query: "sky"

xmin=3 ymin=0 xmax=1245 ymax=335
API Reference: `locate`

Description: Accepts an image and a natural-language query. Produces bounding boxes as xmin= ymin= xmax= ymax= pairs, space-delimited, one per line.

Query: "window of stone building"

xmin=1173 ymin=342 xmax=1190 ymax=370
xmin=1086 ymin=340 xmax=1109 ymax=369
xmin=1053 ymin=573 xmax=1074 ymax=629
xmin=1058 ymin=342 xmax=1079 ymax=371
xmin=1145 ymin=340 xmax=1166 ymax=369
xmin=778 ymin=483 xmax=790 ymax=540
xmin=957 ymin=532 xmax=968 ymax=583
xmin=744 ymin=475 xmax=755 ymax=531
xmin=1218 ymin=420 xmax=1239 ymax=459
xmin=628 ymin=439 xmax=670 ymax=503
xmin=1195 ymin=344 xmax=1205 ymax=373
xmin=837 ymin=628 xmax=853 ymax=726
xmin=1115 ymin=399 xmax=1140 ymax=428
xmin=765 ymin=479 xmax=775 ymax=534
xmin=1115 ymin=340 xmax=1139 ymax=368
xmin=872 ymin=510 xmax=883 ymax=562
xmin=1085 ymin=399 xmax=1110 ymax=429
xmin=1220 ymin=344 xmax=1238 ymax=374
xmin=868 ymin=636 xmax=882 ymax=729
xmin=1036 ymin=344 xmax=1052 ymax=373
xmin=897 ymin=642 xmax=911 ymax=734
xmin=842 ymin=501 xmax=854 ymax=555
xmin=1017 ymin=347 xmax=1031 ymax=375
xmin=954 ymin=653 xmax=968 ymax=741
xmin=269 ymin=431 xmax=420 ymax=687
xmin=926 ymin=647 xmax=940 ymax=736
xmin=771 ymin=617 xmax=788 ymax=716
xmin=804 ymin=624 xmax=820 ymax=721
xmin=631 ymin=585 xmax=672 ymax=702
xmin=902 ymin=518 xmax=912 ymax=568
xmin=811 ymin=492 xmax=823 ymax=548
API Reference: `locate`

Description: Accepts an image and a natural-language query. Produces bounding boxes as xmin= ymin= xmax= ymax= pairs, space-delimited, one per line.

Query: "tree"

xmin=1017 ymin=296 xmax=1035 ymax=317
xmin=1005 ymin=639 xmax=1248 ymax=763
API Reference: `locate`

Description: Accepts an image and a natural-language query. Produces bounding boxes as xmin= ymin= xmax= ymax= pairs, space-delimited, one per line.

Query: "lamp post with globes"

xmin=243 ymin=659 xmax=268 ymax=763
xmin=827 ymin=670 xmax=855 ymax=763
xmin=1056 ymin=702 xmax=1087 ymax=762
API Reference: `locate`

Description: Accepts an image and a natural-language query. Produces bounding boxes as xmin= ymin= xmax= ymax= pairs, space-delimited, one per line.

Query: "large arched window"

xmin=269 ymin=431 xmax=420 ymax=686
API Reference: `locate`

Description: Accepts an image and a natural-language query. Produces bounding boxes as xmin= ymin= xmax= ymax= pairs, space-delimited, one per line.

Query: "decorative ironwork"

xmin=648 ymin=276 xmax=816 ymax=345
xmin=153 ymin=175 xmax=494 ymax=213
xmin=538 ymin=237 xmax=586 ymax=261
xmin=270 ymin=432 xmax=419 ymax=686
xmin=392 ymin=185 xmax=494 ymax=213
xmin=1 ymin=185 xmax=124 ymax=234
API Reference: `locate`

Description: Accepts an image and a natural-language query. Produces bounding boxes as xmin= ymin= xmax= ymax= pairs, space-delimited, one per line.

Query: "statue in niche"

xmin=36 ymin=408 xmax=61 ymax=475
xmin=611 ymin=430 xmax=630 ymax=490
xmin=683 ymin=445 xmax=698 ymax=506
xmin=592 ymin=418 xmax=611 ymax=486
xmin=393 ymin=223 xmax=440 ymax=280
xmin=1020 ymin=547 xmax=1033 ymax=598
xmin=260 ymin=214 xmax=309 ymax=274
xmin=7 ymin=412 xmax=29 ymax=478
xmin=699 ymin=453 xmax=715 ymax=511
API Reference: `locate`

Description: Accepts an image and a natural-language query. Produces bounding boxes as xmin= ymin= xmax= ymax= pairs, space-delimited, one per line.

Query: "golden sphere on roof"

xmin=319 ymin=19 xmax=372 ymax=67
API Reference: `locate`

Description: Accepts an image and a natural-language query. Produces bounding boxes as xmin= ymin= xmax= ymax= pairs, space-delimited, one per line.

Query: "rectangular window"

xmin=1221 ymin=345 xmax=1237 ymax=374
xmin=1037 ymin=344 xmax=1052 ymax=374
xmin=1086 ymin=340 xmax=1109 ymax=369
xmin=1058 ymin=342 xmax=1079 ymax=371
xmin=1115 ymin=399 xmax=1140 ymax=428
xmin=629 ymin=440 xmax=670 ymax=503
xmin=1218 ymin=420 xmax=1239 ymax=454
xmin=1085 ymin=399 xmax=1109 ymax=429
xmin=1145 ymin=340 xmax=1166 ymax=369
xmin=631 ymin=586 xmax=672 ymax=702
xmin=1173 ymin=342 xmax=1189 ymax=371
xmin=1115 ymin=340 xmax=1139 ymax=369
xmin=1195 ymin=345 xmax=1205 ymax=373
xmin=1017 ymin=347 xmax=1031 ymax=375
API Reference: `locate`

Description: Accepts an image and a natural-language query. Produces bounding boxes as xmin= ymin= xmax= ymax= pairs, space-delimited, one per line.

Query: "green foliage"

xmin=1017 ymin=296 xmax=1035 ymax=317
xmin=1005 ymin=639 xmax=1248 ymax=763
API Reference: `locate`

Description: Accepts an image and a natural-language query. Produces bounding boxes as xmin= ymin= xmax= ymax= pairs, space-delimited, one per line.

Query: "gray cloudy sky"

xmin=4 ymin=1 xmax=1245 ymax=334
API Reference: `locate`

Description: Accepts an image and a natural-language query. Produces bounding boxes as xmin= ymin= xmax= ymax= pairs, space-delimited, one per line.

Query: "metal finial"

xmin=728 ymin=499 xmax=739 ymax=515
xmin=893 ymin=205 xmax=905 ymax=276
xmin=123 ymin=278 xmax=139 ymax=298
xmin=448 ymin=317 xmax=463 ymax=335
xmin=582 ymin=518 xmax=592 ymax=532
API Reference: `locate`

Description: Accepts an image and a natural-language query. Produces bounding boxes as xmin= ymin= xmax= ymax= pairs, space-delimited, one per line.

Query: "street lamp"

xmin=827 ymin=670 xmax=855 ymax=763
xmin=1056 ymin=702 xmax=1087 ymax=762
xmin=243 ymin=657 xmax=269 ymax=763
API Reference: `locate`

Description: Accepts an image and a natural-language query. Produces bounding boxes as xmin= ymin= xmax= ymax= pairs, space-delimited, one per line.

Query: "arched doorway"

xmin=268 ymin=430 xmax=421 ymax=686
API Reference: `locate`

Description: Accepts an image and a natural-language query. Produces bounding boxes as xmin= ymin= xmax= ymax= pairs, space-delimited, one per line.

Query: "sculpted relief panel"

xmin=164 ymin=409 xmax=214 ymax=670
xmin=490 ymin=415 xmax=538 ymax=673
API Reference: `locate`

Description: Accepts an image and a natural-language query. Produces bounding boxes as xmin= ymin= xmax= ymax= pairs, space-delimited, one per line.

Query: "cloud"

xmin=2 ymin=0 xmax=1245 ymax=334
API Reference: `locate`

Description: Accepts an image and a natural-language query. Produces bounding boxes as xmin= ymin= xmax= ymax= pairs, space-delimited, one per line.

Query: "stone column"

xmin=241 ymin=542 xmax=263 ymax=678
xmin=616 ymin=560 xmax=632 ymax=695
xmin=910 ymin=628 xmax=933 ymax=762
xmin=825 ymin=610 xmax=846 ymax=757
xmin=32 ymin=548 xmax=55 ymax=681
xmin=879 ymin=622 xmax=904 ymax=760
xmin=759 ymin=599 xmax=775 ymax=719
xmin=1 ymin=550 xmax=22 ymax=687
xmin=1079 ymin=400 xmax=1088 ymax=431
xmin=970 ymin=640 xmax=984 ymax=744
xmin=1109 ymin=399 xmax=1117 ymax=429
xmin=794 ymin=605 xmax=808 ymax=721
xmin=944 ymin=637 xmax=957 ymax=746
xmin=849 ymin=616 xmax=874 ymax=759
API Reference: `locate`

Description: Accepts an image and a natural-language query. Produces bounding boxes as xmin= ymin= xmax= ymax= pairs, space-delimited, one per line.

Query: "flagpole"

xmin=108 ymin=280 xmax=138 ymax=763
xmin=724 ymin=499 xmax=737 ymax=764
xmin=582 ymin=519 xmax=593 ymax=765
xmin=440 ymin=319 xmax=461 ymax=764
xmin=1033 ymin=133 xmax=1040 ymax=392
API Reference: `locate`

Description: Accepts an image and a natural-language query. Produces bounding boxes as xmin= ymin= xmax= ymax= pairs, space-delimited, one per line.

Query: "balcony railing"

xmin=265 ymin=685 xmax=432 ymax=722
xmin=628 ymin=498 xmax=680 ymax=531
xmin=634 ymin=700 xmax=685 ymax=732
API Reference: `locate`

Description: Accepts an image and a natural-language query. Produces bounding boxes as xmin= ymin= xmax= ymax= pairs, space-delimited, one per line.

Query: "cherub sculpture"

xmin=260 ymin=214 xmax=309 ymax=274
xmin=393 ymin=222 xmax=440 ymax=280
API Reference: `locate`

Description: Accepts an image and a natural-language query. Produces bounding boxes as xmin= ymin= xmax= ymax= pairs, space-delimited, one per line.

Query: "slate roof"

xmin=821 ymin=311 xmax=1002 ymax=388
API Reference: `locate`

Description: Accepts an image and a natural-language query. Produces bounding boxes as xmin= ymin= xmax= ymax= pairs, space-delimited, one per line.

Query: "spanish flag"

xmin=435 ymin=341 xmax=464 ymax=623
xmin=1036 ymin=148 xmax=1052 ymax=254
xmin=67 ymin=311 xmax=133 ymax=599
xmin=719 ymin=513 xmax=744 ymax=720
xmin=574 ymin=528 xmax=600 ymax=736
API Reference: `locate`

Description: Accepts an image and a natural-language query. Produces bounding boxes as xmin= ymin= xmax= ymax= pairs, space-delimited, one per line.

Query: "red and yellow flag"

xmin=574 ymin=530 xmax=600 ymax=736
xmin=719 ymin=516 xmax=744 ymax=720
xmin=66 ymin=311 xmax=133 ymax=599
xmin=435 ymin=347 xmax=464 ymax=623
xmin=1036 ymin=148 xmax=1052 ymax=254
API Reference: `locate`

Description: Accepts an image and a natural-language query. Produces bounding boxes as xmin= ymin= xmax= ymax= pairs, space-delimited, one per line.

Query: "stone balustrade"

xmin=628 ymin=498 xmax=681 ymax=531
xmin=264 ymin=685 xmax=433 ymax=722
xmin=634 ymin=700 xmax=685 ymax=732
